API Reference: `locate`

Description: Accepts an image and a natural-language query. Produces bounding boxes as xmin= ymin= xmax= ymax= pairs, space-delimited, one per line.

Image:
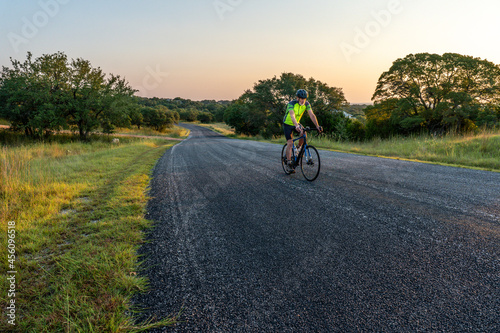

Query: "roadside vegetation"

xmin=314 ymin=130 xmax=500 ymax=171
xmin=0 ymin=129 xmax=186 ymax=332
xmin=200 ymin=122 xmax=500 ymax=172
xmin=200 ymin=52 xmax=500 ymax=172
xmin=220 ymin=54 xmax=500 ymax=140
xmin=113 ymin=124 xmax=190 ymax=139
xmin=0 ymin=52 xmax=227 ymax=141
xmin=1 ymin=51 xmax=499 ymax=144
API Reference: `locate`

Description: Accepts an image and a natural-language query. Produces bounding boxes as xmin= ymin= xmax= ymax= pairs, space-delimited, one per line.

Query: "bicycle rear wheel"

xmin=300 ymin=145 xmax=320 ymax=181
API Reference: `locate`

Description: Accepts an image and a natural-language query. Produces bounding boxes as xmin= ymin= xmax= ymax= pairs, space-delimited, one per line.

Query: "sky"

xmin=1 ymin=0 xmax=500 ymax=104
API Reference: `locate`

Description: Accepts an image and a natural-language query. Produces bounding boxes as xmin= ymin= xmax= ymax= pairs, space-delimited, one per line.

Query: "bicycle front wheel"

xmin=300 ymin=145 xmax=320 ymax=181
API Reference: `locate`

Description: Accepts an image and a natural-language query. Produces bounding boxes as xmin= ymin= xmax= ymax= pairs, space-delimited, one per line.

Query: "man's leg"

xmin=298 ymin=132 xmax=306 ymax=149
xmin=284 ymin=124 xmax=294 ymax=162
xmin=286 ymin=139 xmax=293 ymax=161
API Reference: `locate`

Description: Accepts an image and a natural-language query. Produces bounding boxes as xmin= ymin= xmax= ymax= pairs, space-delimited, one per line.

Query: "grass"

xmin=312 ymin=131 xmax=500 ymax=171
xmin=113 ymin=124 xmax=190 ymax=139
xmin=200 ymin=123 xmax=500 ymax=172
xmin=0 ymin=120 xmax=190 ymax=139
xmin=0 ymin=131 xmax=186 ymax=332
xmin=196 ymin=122 xmax=236 ymax=137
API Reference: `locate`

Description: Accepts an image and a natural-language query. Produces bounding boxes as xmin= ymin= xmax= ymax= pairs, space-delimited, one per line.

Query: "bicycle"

xmin=281 ymin=127 xmax=321 ymax=181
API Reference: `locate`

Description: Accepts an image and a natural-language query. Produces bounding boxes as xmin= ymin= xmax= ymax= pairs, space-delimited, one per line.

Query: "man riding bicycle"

xmin=283 ymin=89 xmax=322 ymax=169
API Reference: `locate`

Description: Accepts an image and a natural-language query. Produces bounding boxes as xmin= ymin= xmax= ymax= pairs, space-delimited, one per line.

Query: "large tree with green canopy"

xmin=367 ymin=53 xmax=500 ymax=136
xmin=0 ymin=52 xmax=136 ymax=139
xmin=224 ymin=73 xmax=348 ymax=138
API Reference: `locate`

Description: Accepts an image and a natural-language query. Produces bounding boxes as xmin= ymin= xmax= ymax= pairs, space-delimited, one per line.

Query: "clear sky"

xmin=1 ymin=0 xmax=500 ymax=103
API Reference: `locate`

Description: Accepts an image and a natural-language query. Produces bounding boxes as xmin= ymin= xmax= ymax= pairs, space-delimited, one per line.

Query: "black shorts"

xmin=283 ymin=123 xmax=300 ymax=141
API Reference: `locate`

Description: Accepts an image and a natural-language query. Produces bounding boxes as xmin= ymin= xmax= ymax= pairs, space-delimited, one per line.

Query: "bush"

xmin=347 ymin=120 xmax=366 ymax=141
xmin=197 ymin=112 xmax=213 ymax=123
xmin=179 ymin=109 xmax=198 ymax=122
xmin=140 ymin=106 xmax=174 ymax=132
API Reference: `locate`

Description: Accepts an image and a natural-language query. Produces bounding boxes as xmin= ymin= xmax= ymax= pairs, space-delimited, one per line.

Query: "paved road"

xmin=134 ymin=124 xmax=499 ymax=332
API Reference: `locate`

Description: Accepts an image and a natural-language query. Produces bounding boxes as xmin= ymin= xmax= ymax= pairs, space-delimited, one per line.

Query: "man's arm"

xmin=308 ymin=109 xmax=322 ymax=132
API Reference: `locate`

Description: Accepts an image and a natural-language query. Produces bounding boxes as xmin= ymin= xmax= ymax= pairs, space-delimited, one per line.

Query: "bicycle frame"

xmin=290 ymin=130 xmax=312 ymax=166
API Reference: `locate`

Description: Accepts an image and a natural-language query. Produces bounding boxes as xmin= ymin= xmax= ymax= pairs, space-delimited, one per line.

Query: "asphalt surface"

xmin=134 ymin=123 xmax=499 ymax=332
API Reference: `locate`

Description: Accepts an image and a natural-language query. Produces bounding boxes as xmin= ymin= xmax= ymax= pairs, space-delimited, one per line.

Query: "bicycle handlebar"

xmin=303 ymin=126 xmax=322 ymax=132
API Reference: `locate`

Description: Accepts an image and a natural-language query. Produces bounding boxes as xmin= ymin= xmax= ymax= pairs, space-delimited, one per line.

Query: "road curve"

xmin=134 ymin=123 xmax=499 ymax=332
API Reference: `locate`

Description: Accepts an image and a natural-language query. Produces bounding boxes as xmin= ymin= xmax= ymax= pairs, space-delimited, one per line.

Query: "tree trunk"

xmin=78 ymin=120 xmax=87 ymax=140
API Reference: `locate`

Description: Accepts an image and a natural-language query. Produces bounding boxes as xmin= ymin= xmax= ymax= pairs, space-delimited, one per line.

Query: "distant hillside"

xmin=342 ymin=104 xmax=370 ymax=123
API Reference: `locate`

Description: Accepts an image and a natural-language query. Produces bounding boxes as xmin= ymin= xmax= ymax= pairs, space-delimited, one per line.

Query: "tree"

xmin=99 ymin=74 xmax=138 ymax=134
xmin=371 ymin=53 xmax=500 ymax=134
xmin=66 ymin=59 xmax=136 ymax=139
xmin=178 ymin=108 xmax=198 ymax=122
xmin=128 ymin=102 xmax=144 ymax=129
xmin=197 ymin=112 xmax=213 ymax=123
xmin=225 ymin=73 xmax=347 ymax=137
xmin=0 ymin=52 xmax=69 ymax=137
xmin=364 ymin=99 xmax=399 ymax=138
xmin=346 ymin=119 xmax=366 ymax=141
xmin=0 ymin=52 xmax=137 ymax=139
xmin=136 ymin=97 xmax=229 ymax=123
xmin=65 ymin=58 xmax=106 ymax=138
xmin=140 ymin=105 xmax=178 ymax=132
xmin=223 ymin=101 xmax=265 ymax=136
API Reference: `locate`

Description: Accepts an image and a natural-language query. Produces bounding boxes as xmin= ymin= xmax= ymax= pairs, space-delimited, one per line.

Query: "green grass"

xmin=0 ymin=131 xmax=184 ymax=332
xmin=0 ymin=121 xmax=190 ymax=139
xmin=196 ymin=122 xmax=236 ymax=136
xmin=201 ymin=123 xmax=500 ymax=172
xmin=113 ymin=124 xmax=190 ymax=138
xmin=311 ymin=131 xmax=500 ymax=171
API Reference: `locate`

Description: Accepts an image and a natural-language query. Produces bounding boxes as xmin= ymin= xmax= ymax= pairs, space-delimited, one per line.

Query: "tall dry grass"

xmin=1 ymin=133 xmax=180 ymax=331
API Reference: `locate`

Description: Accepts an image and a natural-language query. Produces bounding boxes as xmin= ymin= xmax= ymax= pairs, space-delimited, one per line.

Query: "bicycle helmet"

xmin=296 ymin=89 xmax=308 ymax=99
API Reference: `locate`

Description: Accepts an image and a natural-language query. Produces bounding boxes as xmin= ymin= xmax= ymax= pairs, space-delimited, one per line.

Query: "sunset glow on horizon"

xmin=2 ymin=0 xmax=500 ymax=104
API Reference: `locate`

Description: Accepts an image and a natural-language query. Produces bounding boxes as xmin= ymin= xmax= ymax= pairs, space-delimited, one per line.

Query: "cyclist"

xmin=283 ymin=89 xmax=322 ymax=170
